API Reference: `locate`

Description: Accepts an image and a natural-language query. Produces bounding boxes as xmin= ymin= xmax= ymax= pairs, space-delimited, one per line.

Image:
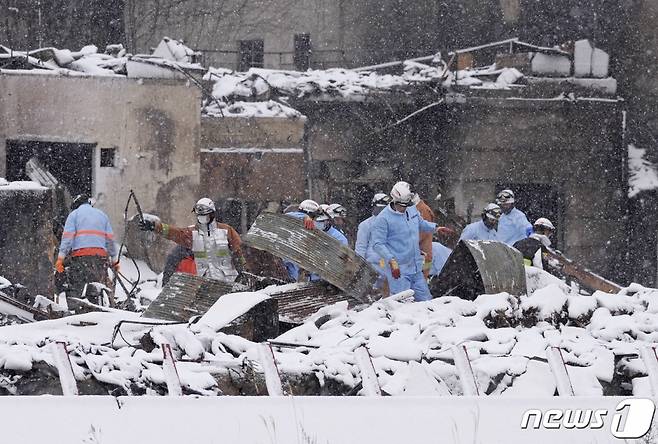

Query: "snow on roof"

xmin=0 ymin=178 xmax=47 ymax=191
xmin=0 ymin=39 xmax=204 ymax=79
xmin=628 ymin=143 xmax=658 ymax=197
xmin=1 ymin=37 xmax=614 ymax=120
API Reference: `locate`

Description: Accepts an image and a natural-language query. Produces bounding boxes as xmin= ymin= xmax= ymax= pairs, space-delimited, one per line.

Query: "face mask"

xmin=197 ymin=215 xmax=210 ymax=225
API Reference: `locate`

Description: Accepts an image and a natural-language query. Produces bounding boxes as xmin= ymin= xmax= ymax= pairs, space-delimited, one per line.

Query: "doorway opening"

xmin=6 ymin=140 xmax=95 ymax=197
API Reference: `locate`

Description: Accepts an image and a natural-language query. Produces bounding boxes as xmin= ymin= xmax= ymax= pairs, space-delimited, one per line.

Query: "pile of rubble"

xmin=0 ymin=263 xmax=657 ymax=397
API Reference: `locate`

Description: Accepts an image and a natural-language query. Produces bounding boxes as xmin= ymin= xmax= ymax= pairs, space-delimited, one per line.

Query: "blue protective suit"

xmin=372 ymin=204 xmax=436 ymax=301
xmin=283 ymin=211 xmax=308 ymax=281
xmin=459 ymin=220 xmax=498 ymax=242
xmin=355 ymin=216 xmax=380 ymax=264
xmin=497 ymin=207 xmax=532 ymax=245
xmin=355 ymin=215 xmax=386 ymax=287
xmin=430 ymin=242 xmax=452 ymax=276
xmin=58 ymin=204 xmax=117 ymax=260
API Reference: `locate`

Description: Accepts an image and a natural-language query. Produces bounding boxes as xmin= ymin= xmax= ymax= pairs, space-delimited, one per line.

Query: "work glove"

xmin=423 ymin=258 xmax=432 ymax=280
xmin=55 ymin=257 xmax=65 ymax=274
xmin=436 ymin=226 xmax=456 ymax=236
xmin=139 ymin=219 xmax=156 ymax=232
xmin=303 ymin=216 xmax=315 ymax=230
xmin=390 ymin=259 xmax=401 ymax=279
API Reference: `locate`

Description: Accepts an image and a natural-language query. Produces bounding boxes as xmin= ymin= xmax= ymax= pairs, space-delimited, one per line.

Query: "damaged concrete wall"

xmin=0 ymin=184 xmax=53 ymax=296
xmin=298 ymin=99 xmax=627 ymax=282
xmin=440 ymin=100 xmax=626 ymax=281
xmin=0 ymin=73 xmax=200 ymax=235
xmin=200 ymin=116 xmax=306 ymax=230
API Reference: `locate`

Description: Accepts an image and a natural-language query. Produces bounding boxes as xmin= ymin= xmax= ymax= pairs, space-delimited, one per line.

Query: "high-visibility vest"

xmin=191 ymin=226 xmax=238 ymax=282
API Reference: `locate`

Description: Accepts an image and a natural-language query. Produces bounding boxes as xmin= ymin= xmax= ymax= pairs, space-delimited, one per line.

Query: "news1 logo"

xmin=521 ymin=398 xmax=656 ymax=439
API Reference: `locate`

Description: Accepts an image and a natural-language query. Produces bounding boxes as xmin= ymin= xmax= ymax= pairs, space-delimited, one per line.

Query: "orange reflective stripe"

xmin=62 ymin=232 xmax=75 ymax=238
xmin=72 ymin=247 xmax=108 ymax=257
xmin=71 ymin=230 xmax=114 ymax=239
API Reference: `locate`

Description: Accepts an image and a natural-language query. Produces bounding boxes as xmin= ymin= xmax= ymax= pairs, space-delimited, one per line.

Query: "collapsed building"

xmin=0 ymin=37 xmax=644 ymax=288
xmin=2 ymin=36 xmax=658 ymax=400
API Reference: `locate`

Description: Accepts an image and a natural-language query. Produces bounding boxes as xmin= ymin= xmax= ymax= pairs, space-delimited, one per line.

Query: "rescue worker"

xmin=371 ymin=181 xmax=448 ymax=302
xmin=355 ymin=193 xmax=391 ymax=292
xmin=308 ymin=208 xmax=349 ymax=282
xmin=513 ymin=217 xmax=555 ymax=269
xmin=283 ymin=199 xmax=322 ymax=281
xmin=139 ymin=198 xmax=246 ymax=282
xmin=430 ymin=240 xmax=452 ymax=278
xmin=459 ymin=203 xmax=501 ymax=241
xmin=326 ymin=203 xmax=348 ymax=236
xmin=316 ymin=209 xmax=348 ymax=246
xmin=496 ymin=189 xmax=532 ymax=245
xmin=414 ymin=195 xmax=436 ymax=279
xmin=55 ymin=194 xmax=118 ymax=298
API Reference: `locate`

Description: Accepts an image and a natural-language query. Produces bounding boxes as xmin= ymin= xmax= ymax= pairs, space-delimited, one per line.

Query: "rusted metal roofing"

xmin=141 ymin=273 xmax=247 ymax=322
xmin=243 ymin=212 xmax=378 ymax=302
xmin=431 ymin=240 xmax=526 ymax=300
xmin=264 ymin=282 xmax=360 ymax=325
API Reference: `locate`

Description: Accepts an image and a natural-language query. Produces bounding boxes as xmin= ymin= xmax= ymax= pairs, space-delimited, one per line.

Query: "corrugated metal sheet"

xmin=243 ymin=213 xmax=378 ymax=302
xmin=141 ymin=273 xmax=247 ymax=322
xmin=265 ymin=282 xmax=359 ymax=325
xmin=432 ymin=240 xmax=527 ymax=300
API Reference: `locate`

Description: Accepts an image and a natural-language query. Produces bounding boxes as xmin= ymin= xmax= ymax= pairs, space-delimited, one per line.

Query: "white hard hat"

xmin=482 ymin=203 xmax=502 ymax=221
xmin=327 ymin=203 xmax=347 ymax=218
xmin=372 ymin=193 xmax=390 ymax=207
xmin=390 ymin=181 xmax=416 ymax=206
xmin=533 ymin=217 xmax=555 ymax=231
xmin=193 ymin=197 xmax=216 ymax=215
xmin=496 ymin=189 xmax=515 ymax=204
xmin=299 ymin=199 xmax=321 ymax=215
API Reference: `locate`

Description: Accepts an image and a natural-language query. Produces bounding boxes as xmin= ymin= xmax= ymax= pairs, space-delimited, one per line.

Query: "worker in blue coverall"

xmin=371 ymin=181 xmax=449 ymax=302
xmin=283 ymin=199 xmax=321 ymax=281
xmin=430 ymin=241 xmax=452 ymax=277
xmin=459 ymin=203 xmax=501 ymax=242
xmin=355 ymin=192 xmax=391 ymax=289
xmin=496 ymin=189 xmax=532 ymax=245
xmin=308 ymin=207 xmax=349 ymax=281
xmin=55 ymin=194 xmax=118 ymax=298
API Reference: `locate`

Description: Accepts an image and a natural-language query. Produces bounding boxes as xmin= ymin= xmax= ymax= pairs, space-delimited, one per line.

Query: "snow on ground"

xmin=628 ymin=143 xmax=658 ymax=197
xmin=0 ymin=264 xmax=657 ymax=397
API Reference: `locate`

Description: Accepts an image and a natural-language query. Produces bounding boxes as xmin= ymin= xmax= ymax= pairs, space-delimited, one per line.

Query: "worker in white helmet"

xmin=371 ymin=181 xmax=450 ymax=301
xmin=513 ymin=217 xmax=555 ymax=269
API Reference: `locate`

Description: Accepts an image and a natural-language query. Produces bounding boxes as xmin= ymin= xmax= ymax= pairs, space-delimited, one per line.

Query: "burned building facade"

xmin=0 ymin=72 xmax=200 ymax=234
xmin=296 ymin=96 xmax=626 ymax=282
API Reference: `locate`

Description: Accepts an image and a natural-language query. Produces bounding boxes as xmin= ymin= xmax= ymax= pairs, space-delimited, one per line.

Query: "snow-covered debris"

xmin=204 ymin=99 xmax=302 ymax=119
xmin=152 ymin=37 xmax=200 ymax=64
xmin=0 ymin=256 xmax=656 ymax=397
xmin=0 ymin=179 xmax=46 ymax=191
xmin=628 ymin=143 xmax=658 ymax=197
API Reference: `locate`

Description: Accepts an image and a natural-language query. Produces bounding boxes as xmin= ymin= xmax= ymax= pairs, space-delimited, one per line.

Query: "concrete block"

xmin=591 ymin=48 xmax=609 ymax=78
xmin=574 ymin=39 xmax=593 ymax=77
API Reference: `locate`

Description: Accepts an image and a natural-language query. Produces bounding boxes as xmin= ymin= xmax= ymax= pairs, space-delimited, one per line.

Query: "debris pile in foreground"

xmin=0 ymin=267 xmax=655 ymax=396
